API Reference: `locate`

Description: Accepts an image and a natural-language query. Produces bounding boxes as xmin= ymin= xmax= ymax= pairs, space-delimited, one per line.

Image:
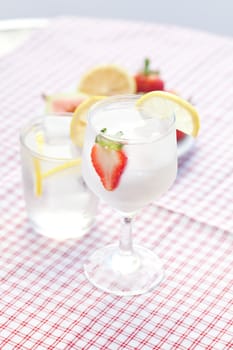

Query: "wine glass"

xmin=82 ymin=95 xmax=177 ymax=295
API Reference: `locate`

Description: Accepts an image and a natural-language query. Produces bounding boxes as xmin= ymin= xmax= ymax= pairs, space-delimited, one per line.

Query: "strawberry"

xmin=176 ymin=129 xmax=186 ymax=141
xmin=91 ymin=130 xmax=127 ymax=191
xmin=135 ymin=58 xmax=165 ymax=93
xmin=164 ymin=90 xmax=187 ymax=142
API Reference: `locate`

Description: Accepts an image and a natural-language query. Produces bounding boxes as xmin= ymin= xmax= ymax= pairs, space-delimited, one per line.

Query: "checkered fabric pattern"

xmin=1 ymin=17 xmax=233 ymax=349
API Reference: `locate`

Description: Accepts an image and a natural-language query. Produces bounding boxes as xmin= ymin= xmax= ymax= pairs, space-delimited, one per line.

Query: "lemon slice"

xmin=136 ymin=91 xmax=200 ymax=137
xmin=70 ymin=95 xmax=106 ymax=147
xmin=33 ymin=131 xmax=45 ymax=197
xmin=33 ymin=158 xmax=43 ymax=197
xmin=33 ymin=131 xmax=82 ymax=197
xmin=42 ymin=159 xmax=81 ymax=178
xmin=78 ymin=64 xmax=136 ymax=96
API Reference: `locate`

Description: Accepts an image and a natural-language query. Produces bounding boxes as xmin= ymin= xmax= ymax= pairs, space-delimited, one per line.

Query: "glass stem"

xmin=119 ymin=216 xmax=134 ymax=254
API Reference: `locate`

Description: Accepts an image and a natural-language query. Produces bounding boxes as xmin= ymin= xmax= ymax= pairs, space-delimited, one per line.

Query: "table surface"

xmin=0 ymin=16 xmax=233 ymax=350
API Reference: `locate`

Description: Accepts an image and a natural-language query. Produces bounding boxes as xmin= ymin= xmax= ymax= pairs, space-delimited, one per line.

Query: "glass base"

xmin=84 ymin=244 xmax=164 ymax=296
xmin=29 ymin=214 xmax=95 ymax=241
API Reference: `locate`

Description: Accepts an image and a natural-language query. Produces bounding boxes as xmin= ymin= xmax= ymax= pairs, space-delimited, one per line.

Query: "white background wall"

xmin=0 ymin=0 xmax=232 ymax=37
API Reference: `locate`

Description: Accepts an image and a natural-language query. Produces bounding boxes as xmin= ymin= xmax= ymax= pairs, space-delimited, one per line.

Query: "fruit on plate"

xmin=135 ymin=58 xmax=165 ymax=93
xmin=136 ymin=91 xmax=200 ymax=137
xmin=43 ymin=92 xmax=87 ymax=113
xmin=70 ymin=96 xmax=106 ymax=147
xmin=44 ymin=61 xmax=195 ymax=145
xmin=91 ymin=129 xmax=128 ymax=191
xmin=78 ymin=64 xmax=136 ymax=96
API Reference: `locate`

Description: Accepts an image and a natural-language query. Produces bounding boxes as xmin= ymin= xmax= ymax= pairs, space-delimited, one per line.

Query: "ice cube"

xmin=43 ymin=115 xmax=70 ymax=143
xmin=132 ymin=118 xmax=162 ymax=140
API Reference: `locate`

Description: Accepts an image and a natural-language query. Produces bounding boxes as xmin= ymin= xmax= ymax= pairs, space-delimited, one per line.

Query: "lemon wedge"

xmin=136 ymin=91 xmax=200 ymax=137
xmin=70 ymin=95 xmax=106 ymax=147
xmin=78 ymin=64 xmax=136 ymax=96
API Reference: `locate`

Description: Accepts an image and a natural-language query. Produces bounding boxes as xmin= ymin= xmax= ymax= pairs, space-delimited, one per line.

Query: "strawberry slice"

xmin=91 ymin=131 xmax=127 ymax=191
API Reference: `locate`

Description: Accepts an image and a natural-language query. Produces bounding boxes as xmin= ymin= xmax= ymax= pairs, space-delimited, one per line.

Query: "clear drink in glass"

xmin=82 ymin=95 xmax=177 ymax=295
xmin=20 ymin=113 xmax=98 ymax=240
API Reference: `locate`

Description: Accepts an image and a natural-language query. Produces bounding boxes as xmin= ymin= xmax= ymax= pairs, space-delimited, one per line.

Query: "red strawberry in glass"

xmin=91 ymin=129 xmax=127 ymax=191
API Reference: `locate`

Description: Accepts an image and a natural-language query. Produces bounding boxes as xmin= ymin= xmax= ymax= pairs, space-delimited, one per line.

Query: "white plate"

xmin=177 ymin=135 xmax=195 ymax=158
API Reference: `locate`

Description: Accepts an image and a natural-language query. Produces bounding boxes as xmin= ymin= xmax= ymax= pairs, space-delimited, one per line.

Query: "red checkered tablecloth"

xmin=1 ymin=17 xmax=233 ymax=349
